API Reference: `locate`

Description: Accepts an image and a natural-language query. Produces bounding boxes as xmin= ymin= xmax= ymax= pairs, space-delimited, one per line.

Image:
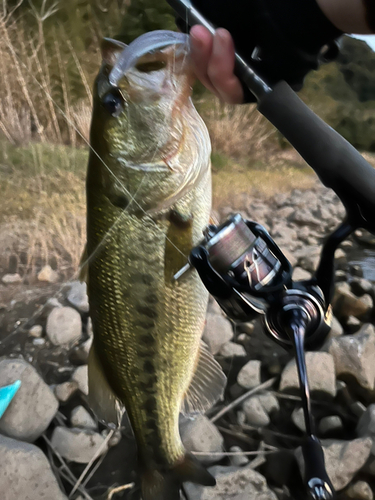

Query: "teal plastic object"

xmin=0 ymin=380 xmax=21 ymax=419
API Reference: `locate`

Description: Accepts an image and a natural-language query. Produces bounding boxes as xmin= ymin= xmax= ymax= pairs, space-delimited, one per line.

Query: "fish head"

xmin=89 ymin=31 xmax=210 ymax=214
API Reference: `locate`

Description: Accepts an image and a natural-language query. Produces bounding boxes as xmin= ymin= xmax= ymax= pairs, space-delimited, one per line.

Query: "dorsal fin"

xmin=101 ymin=38 xmax=127 ymax=67
xmin=181 ymin=342 xmax=226 ymax=416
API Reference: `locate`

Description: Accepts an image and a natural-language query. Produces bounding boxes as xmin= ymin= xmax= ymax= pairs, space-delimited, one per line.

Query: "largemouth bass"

xmin=85 ymin=31 xmax=226 ymax=500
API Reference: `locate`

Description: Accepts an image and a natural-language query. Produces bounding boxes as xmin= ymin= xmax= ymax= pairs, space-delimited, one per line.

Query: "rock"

xmin=54 ymin=380 xmax=78 ymax=403
xmin=203 ymin=313 xmax=233 ymax=355
xmin=292 ymin=407 xmax=306 ymax=432
xmin=319 ymin=416 xmax=343 ymax=436
xmin=184 ymin=465 xmax=277 ymax=500
xmin=72 ymin=365 xmax=89 ymax=396
xmin=349 ymin=264 xmax=363 ymax=278
xmin=237 ymin=411 xmax=246 ymax=426
xmin=67 ymin=281 xmax=89 ymax=313
xmin=332 ymin=282 xmax=372 ymax=319
xmin=351 ymin=401 xmax=367 ymax=419
xmin=46 ymin=306 xmax=82 ymax=346
xmin=328 ymin=324 xmax=375 ymax=391
xmin=180 ymin=415 xmax=225 ymax=464
xmin=356 ymin=404 xmax=375 ymax=453
xmin=0 ymin=359 xmax=58 ymax=442
xmin=238 ymin=322 xmax=255 ymax=336
xmin=0 ymin=434 xmax=67 ymax=500
xmin=70 ymin=406 xmax=97 ymax=430
xmin=237 ymin=360 xmax=261 ymax=389
xmin=294 ymin=245 xmax=321 ymax=272
xmin=329 ymin=316 xmax=344 ymax=338
xmin=343 ymin=481 xmax=373 ymax=500
xmin=292 ymin=267 xmax=312 ymax=281
xmin=37 ymin=265 xmax=59 ymax=283
xmin=28 ymin=325 xmax=43 ymax=338
xmin=219 ymin=342 xmax=247 ymax=357
xmin=345 ymin=315 xmax=361 ymax=333
xmin=51 ymin=426 xmax=108 ymax=463
xmin=2 ymin=273 xmax=22 ymax=284
xmin=70 ymin=337 xmax=92 ymax=364
xmin=229 ymin=446 xmax=250 ymax=467
xmin=257 ymin=393 xmax=279 ymax=414
xmin=280 ymin=352 xmax=336 ymax=398
xmin=322 ymin=438 xmax=372 ymax=491
xmin=350 ymin=278 xmax=374 ymax=297
xmin=243 ymin=397 xmax=270 ymax=427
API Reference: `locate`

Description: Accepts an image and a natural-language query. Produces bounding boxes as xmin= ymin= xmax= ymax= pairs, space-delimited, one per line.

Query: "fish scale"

xmin=86 ymin=32 xmax=225 ymax=499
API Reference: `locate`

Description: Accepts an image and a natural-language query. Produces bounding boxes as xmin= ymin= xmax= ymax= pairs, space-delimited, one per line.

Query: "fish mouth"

xmin=109 ymin=31 xmax=190 ymax=87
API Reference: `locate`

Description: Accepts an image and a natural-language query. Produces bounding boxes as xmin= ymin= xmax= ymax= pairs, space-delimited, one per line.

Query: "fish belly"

xmin=87 ymin=172 xmax=211 ymax=469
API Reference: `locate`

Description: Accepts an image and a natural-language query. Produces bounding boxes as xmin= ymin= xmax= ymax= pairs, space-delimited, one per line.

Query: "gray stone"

xmin=180 ymin=415 xmax=224 ymax=464
xmin=37 ymin=265 xmax=59 ymax=283
xmin=243 ymin=397 xmax=270 ymax=427
xmin=229 ymin=446 xmax=250 ymax=467
xmin=294 ymin=245 xmax=321 ymax=273
xmin=345 ymin=315 xmax=361 ymax=333
xmin=219 ymin=342 xmax=247 ymax=358
xmin=70 ymin=406 xmax=97 ymax=430
xmin=184 ymin=465 xmax=277 ymax=500
xmin=292 ymin=267 xmax=312 ymax=281
xmin=238 ymin=322 xmax=255 ymax=336
xmin=54 ymin=380 xmax=78 ymax=403
xmin=343 ymin=481 xmax=373 ymax=500
xmin=203 ymin=313 xmax=233 ymax=355
xmin=333 ymin=283 xmax=372 ymax=319
xmin=72 ymin=365 xmax=89 ymax=395
xmin=319 ymin=416 xmax=343 ymax=436
xmin=329 ymin=316 xmax=344 ymax=338
xmin=71 ymin=337 xmax=93 ymax=364
xmin=0 ymin=434 xmax=67 ymax=500
xmin=67 ymin=281 xmax=89 ymax=313
xmin=51 ymin=426 xmax=108 ymax=464
xmin=257 ymin=393 xmax=279 ymax=415
xmin=28 ymin=325 xmax=43 ymax=338
xmin=350 ymin=278 xmax=374 ymax=297
xmin=292 ymin=407 xmax=306 ymax=432
xmin=322 ymin=438 xmax=372 ymax=491
xmin=280 ymin=352 xmax=336 ymax=398
xmin=237 ymin=360 xmax=261 ymax=389
xmin=46 ymin=306 xmax=82 ymax=346
xmin=328 ymin=324 xmax=375 ymax=391
xmin=0 ymin=359 xmax=58 ymax=442
xmin=2 ymin=273 xmax=22 ymax=284
xmin=356 ymin=404 xmax=375 ymax=454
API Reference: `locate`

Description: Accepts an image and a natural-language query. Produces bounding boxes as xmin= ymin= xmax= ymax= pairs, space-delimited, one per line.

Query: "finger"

xmin=207 ymin=29 xmax=244 ymax=104
xmin=190 ymin=25 xmax=220 ymax=97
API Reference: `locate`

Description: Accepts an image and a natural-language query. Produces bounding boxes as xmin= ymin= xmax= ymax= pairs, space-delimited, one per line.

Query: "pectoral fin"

xmin=181 ymin=342 xmax=226 ymax=416
xmin=88 ymin=342 xmax=125 ymax=427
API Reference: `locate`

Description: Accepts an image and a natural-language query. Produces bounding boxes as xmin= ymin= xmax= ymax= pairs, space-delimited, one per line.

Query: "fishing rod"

xmin=168 ymin=1 xmax=375 ymax=499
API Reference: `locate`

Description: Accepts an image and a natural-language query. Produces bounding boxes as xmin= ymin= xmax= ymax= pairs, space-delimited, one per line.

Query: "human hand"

xmin=189 ymin=25 xmax=245 ymax=104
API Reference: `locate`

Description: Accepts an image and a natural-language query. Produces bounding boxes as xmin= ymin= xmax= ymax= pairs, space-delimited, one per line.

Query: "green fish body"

xmin=85 ymin=33 xmax=226 ymax=500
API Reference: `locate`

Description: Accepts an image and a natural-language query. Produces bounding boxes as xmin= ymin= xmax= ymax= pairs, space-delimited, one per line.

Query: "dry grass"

xmin=202 ymin=99 xmax=278 ymax=162
xmin=0 ymin=142 xmax=87 ymax=279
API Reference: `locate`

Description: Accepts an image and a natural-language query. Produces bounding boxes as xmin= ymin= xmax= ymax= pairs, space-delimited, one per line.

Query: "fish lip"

xmin=109 ymin=30 xmax=190 ymax=87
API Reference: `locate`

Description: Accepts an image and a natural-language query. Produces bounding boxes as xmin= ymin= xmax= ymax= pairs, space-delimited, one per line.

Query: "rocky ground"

xmin=1 ymin=183 xmax=375 ymax=500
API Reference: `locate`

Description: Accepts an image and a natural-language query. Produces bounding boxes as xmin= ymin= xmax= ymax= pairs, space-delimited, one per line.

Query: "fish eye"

xmin=135 ymin=60 xmax=166 ymax=73
xmin=102 ymin=87 xmax=125 ymax=117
